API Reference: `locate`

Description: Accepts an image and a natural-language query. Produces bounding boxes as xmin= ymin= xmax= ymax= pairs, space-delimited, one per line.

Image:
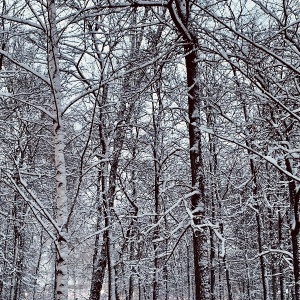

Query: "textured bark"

xmin=207 ymin=111 xmax=217 ymax=300
xmin=89 ymin=82 xmax=109 ymax=300
xmin=152 ymin=94 xmax=161 ymax=300
xmin=12 ymin=200 xmax=25 ymax=300
xmin=185 ymin=29 xmax=209 ymax=300
xmin=128 ymin=151 xmax=138 ymax=300
xmin=285 ymin=157 xmax=300 ymax=300
xmin=89 ymin=221 xmax=108 ymax=300
xmin=47 ymin=0 xmax=69 ymax=299
xmin=152 ymin=163 xmax=160 ymax=300
xmin=278 ymin=212 xmax=284 ymax=300
xmin=168 ymin=1 xmax=209 ymax=298
xmin=185 ymin=27 xmax=209 ymax=300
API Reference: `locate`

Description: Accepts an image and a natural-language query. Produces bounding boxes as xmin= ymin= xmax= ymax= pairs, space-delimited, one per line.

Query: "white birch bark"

xmin=47 ymin=0 xmax=69 ymax=299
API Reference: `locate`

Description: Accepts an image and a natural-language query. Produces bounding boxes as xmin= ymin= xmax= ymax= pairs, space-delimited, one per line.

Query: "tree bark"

xmin=47 ymin=1 xmax=69 ymax=299
xmin=168 ymin=1 xmax=209 ymax=298
xmin=278 ymin=212 xmax=284 ymax=300
xmin=185 ymin=33 xmax=209 ymax=300
xmin=285 ymin=157 xmax=300 ymax=300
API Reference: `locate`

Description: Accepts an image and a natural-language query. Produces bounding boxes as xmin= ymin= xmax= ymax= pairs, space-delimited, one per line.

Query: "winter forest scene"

xmin=1 ymin=0 xmax=300 ymax=299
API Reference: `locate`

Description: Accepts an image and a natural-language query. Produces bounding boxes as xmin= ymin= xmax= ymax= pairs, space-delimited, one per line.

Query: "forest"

xmin=0 ymin=0 xmax=300 ymax=299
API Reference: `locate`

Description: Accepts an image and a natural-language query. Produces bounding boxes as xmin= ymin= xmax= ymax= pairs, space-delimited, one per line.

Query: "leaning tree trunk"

xmin=47 ymin=1 xmax=69 ymax=299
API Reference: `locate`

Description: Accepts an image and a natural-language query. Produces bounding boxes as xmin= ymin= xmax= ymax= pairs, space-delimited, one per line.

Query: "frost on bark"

xmin=47 ymin=0 xmax=69 ymax=299
xmin=185 ymin=39 xmax=210 ymax=300
xmin=168 ymin=1 xmax=209 ymax=299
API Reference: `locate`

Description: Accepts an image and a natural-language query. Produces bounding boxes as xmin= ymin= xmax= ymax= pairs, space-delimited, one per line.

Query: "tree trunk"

xmin=219 ymin=223 xmax=233 ymax=300
xmin=278 ymin=212 xmax=284 ymax=300
xmin=239 ymin=86 xmax=268 ymax=300
xmin=89 ymin=221 xmax=108 ymax=300
xmin=255 ymin=210 xmax=268 ymax=300
xmin=168 ymin=2 xmax=209 ymax=298
xmin=285 ymin=157 xmax=300 ymax=300
xmin=47 ymin=1 xmax=69 ymax=299
xmin=184 ymin=29 xmax=209 ymax=300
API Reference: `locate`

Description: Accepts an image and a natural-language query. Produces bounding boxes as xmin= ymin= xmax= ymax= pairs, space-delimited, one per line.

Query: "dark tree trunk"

xmin=220 ymin=223 xmax=233 ymax=300
xmin=185 ymin=35 xmax=209 ymax=300
xmin=255 ymin=210 xmax=268 ymax=300
xmin=241 ymin=93 xmax=268 ymax=300
xmin=286 ymin=158 xmax=300 ymax=300
xmin=89 ymin=230 xmax=108 ymax=300
xmin=209 ymin=205 xmax=216 ymax=300
xmin=168 ymin=1 xmax=209 ymax=298
xmin=89 ymin=84 xmax=109 ymax=300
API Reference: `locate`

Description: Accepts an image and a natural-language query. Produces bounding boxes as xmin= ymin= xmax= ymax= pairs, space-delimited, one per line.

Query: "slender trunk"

xmin=128 ymin=154 xmax=138 ymax=300
xmin=291 ymin=212 xmax=300 ymax=300
xmin=223 ymin=256 xmax=233 ymax=300
xmin=255 ymin=210 xmax=268 ymax=300
xmin=128 ymin=223 xmax=137 ymax=300
xmin=278 ymin=212 xmax=284 ymax=300
xmin=285 ymin=157 xmax=300 ymax=300
xmin=33 ymin=226 xmax=43 ymax=299
xmin=12 ymin=220 xmax=24 ymax=300
xmin=10 ymin=150 xmax=26 ymax=300
xmin=152 ymin=188 xmax=159 ymax=300
xmin=187 ymin=243 xmax=191 ymax=300
xmin=47 ymin=1 xmax=69 ymax=299
xmin=209 ymin=205 xmax=216 ymax=300
xmin=152 ymin=97 xmax=161 ymax=300
xmin=89 ymin=82 xmax=108 ymax=300
xmin=219 ymin=223 xmax=233 ymax=300
xmin=207 ymin=115 xmax=216 ymax=300
xmin=241 ymin=97 xmax=268 ymax=300
xmin=128 ymin=274 xmax=134 ymax=300
xmin=114 ymin=264 xmax=121 ymax=300
xmin=245 ymin=255 xmax=252 ymax=300
xmin=268 ymin=208 xmax=277 ymax=300
xmin=107 ymin=216 xmax=116 ymax=300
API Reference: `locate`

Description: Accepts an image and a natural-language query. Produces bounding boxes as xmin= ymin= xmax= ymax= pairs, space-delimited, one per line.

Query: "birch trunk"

xmin=47 ymin=1 xmax=69 ymax=299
